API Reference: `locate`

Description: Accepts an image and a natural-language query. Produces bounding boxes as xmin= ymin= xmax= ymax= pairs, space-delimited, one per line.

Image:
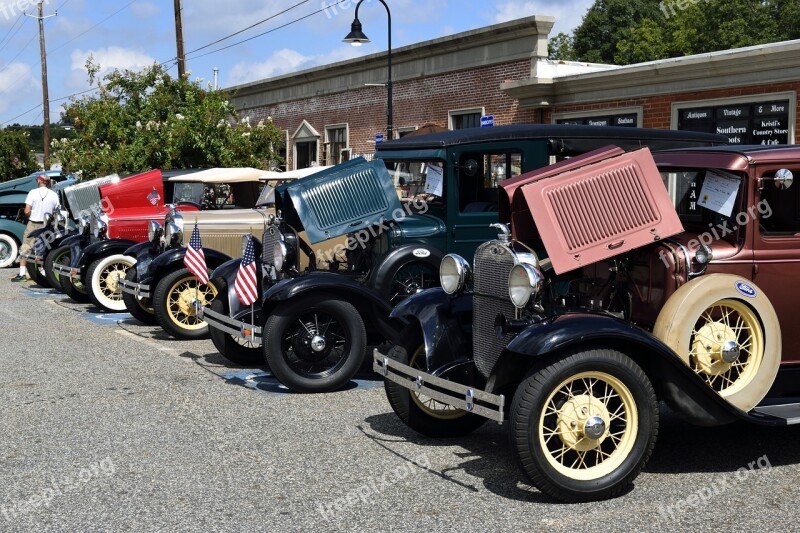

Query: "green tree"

xmin=566 ymin=0 xmax=797 ymax=65
xmin=52 ymin=61 xmax=285 ymax=179
xmin=548 ymin=32 xmax=577 ymax=61
xmin=0 ymin=129 xmax=38 ymax=182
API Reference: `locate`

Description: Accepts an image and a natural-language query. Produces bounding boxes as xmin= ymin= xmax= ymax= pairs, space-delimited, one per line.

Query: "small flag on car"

xmin=147 ymin=188 xmax=161 ymax=206
xmin=235 ymin=234 xmax=258 ymax=306
xmin=184 ymin=223 xmax=209 ymax=285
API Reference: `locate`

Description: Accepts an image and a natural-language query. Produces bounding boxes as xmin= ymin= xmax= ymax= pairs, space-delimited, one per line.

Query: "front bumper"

xmin=198 ymin=303 xmax=262 ymax=345
xmin=53 ymin=262 xmax=81 ymax=280
xmin=373 ymin=349 xmax=506 ymax=423
xmin=20 ymin=252 xmax=43 ymax=265
xmin=119 ymin=279 xmax=151 ymax=299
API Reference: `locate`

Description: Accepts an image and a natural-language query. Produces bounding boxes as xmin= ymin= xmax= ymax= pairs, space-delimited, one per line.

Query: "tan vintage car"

xmin=119 ymin=166 xmax=330 ymax=340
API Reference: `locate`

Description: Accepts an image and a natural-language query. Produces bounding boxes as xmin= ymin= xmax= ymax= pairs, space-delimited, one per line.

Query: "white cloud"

xmin=226 ymin=46 xmax=368 ymax=86
xmin=0 ymin=63 xmax=38 ymax=114
xmin=70 ymin=46 xmax=156 ymax=75
xmin=130 ymin=2 xmax=159 ymax=19
xmin=494 ymin=0 xmax=595 ymax=35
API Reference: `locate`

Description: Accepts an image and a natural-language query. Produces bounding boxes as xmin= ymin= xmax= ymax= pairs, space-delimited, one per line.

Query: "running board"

xmin=750 ymin=403 xmax=800 ymax=425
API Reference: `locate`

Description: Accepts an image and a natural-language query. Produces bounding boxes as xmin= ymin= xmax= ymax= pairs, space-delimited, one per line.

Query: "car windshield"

xmin=382 ymin=159 xmax=445 ymax=208
xmin=660 ymin=168 xmax=744 ymax=239
xmin=172 ymin=182 xmax=237 ymax=208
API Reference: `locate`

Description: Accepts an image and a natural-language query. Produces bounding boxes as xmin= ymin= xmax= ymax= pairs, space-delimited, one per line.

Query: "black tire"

xmin=59 ymin=269 xmax=89 ymax=302
xmin=263 ymin=296 xmax=366 ymax=393
xmin=382 ymin=260 xmax=439 ymax=306
xmin=45 ymin=244 xmax=71 ymax=291
xmin=384 ymin=324 xmax=487 ymax=437
xmin=121 ymin=267 xmax=157 ymax=325
xmin=209 ymin=293 xmax=265 ymax=367
xmin=153 ymin=267 xmax=217 ymax=340
xmin=510 ymin=348 xmax=658 ymax=503
xmin=26 ymin=259 xmax=48 ymax=286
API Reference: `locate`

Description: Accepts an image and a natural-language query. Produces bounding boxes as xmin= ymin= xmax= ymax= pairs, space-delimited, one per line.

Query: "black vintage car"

xmin=201 ymin=125 xmax=727 ymax=394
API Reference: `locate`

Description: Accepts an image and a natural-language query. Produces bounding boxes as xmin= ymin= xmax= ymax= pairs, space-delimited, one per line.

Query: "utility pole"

xmin=174 ymin=0 xmax=186 ymax=78
xmin=27 ymin=2 xmax=56 ymax=170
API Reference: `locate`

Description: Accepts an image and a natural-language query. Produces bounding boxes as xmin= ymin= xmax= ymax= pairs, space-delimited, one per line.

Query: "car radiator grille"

xmin=300 ymin=169 xmax=389 ymax=231
xmin=262 ymin=225 xmax=280 ymax=266
xmin=473 ymin=241 xmax=517 ymax=379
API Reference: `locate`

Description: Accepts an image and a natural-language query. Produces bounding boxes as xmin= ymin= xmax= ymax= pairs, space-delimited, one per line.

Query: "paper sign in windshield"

xmin=423 ymin=164 xmax=444 ymax=197
xmin=698 ymin=171 xmax=739 ymax=217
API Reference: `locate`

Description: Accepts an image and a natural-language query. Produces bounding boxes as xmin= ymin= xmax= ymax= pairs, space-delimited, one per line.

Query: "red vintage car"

xmin=375 ymin=144 xmax=800 ymax=502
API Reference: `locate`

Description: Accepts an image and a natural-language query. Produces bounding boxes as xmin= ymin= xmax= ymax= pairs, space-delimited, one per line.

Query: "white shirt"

xmin=25 ymin=187 xmax=60 ymax=223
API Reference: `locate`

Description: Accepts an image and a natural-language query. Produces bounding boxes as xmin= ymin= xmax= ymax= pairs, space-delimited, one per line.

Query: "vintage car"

xmin=374 ymin=144 xmax=800 ymax=502
xmin=0 ymin=170 xmax=76 ymax=269
xmin=200 ymin=125 xmax=728 ymax=393
xmin=118 ymin=167 xmax=323 ymax=340
xmin=54 ymin=169 xmax=203 ymax=308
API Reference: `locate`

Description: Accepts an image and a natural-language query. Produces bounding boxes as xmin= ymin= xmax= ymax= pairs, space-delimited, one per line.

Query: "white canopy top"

xmin=167 ymin=166 xmax=332 ymax=184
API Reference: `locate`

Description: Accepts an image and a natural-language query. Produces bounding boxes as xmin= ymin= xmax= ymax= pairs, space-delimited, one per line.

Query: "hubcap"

xmin=100 ymin=262 xmax=129 ymax=300
xmin=310 ymin=335 xmax=327 ymax=352
xmin=167 ymin=276 xmax=216 ymax=329
xmin=0 ymin=241 xmax=10 ymax=262
xmin=555 ymin=394 xmax=611 ymax=451
xmin=584 ymin=416 xmax=607 ymax=440
xmin=689 ymin=299 xmax=763 ymax=395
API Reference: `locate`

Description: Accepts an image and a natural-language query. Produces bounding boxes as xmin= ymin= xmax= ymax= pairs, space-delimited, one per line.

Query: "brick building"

xmin=229 ymin=16 xmax=799 ymax=170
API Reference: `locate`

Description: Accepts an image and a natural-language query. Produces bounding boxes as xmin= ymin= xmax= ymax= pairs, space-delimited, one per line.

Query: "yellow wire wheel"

xmin=408 ymin=345 xmax=467 ymax=421
xmin=654 ymin=274 xmax=781 ymax=411
xmin=538 ymin=371 xmax=638 ymax=481
xmin=166 ymin=273 xmax=217 ymax=330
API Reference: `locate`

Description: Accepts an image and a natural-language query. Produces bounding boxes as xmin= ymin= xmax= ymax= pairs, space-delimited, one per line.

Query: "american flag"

xmin=235 ymin=234 xmax=258 ymax=306
xmin=184 ymin=223 xmax=209 ymax=285
xmin=147 ymin=188 xmax=161 ymax=206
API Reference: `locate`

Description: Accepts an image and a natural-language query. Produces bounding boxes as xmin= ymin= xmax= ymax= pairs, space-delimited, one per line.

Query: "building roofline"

xmin=229 ymin=15 xmax=555 ymax=98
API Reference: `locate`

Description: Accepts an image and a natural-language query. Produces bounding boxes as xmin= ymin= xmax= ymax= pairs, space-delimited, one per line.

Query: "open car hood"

xmin=274 ymin=157 xmax=402 ymax=244
xmin=63 ymin=174 xmax=120 ymax=217
xmin=501 ymin=146 xmax=684 ymax=275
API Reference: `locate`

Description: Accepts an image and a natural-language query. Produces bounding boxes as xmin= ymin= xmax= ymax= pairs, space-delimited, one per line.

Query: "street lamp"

xmin=343 ymin=0 xmax=393 ymax=140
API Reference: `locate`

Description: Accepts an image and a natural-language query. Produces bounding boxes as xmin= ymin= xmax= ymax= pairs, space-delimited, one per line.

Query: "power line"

xmin=186 ymin=0 xmax=349 ymax=61
xmin=0 ymin=14 xmax=25 ymax=53
xmin=48 ymin=0 xmax=135 ymax=55
xmin=184 ymin=0 xmax=310 ymax=56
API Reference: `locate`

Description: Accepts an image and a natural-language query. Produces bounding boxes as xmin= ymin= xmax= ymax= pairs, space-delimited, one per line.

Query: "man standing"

xmin=12 ymin=174 xmax=60 ymax=282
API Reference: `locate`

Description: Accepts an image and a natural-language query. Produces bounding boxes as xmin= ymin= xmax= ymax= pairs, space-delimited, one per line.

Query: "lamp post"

xmin=343 ymin=0 xmax=393 ymax=141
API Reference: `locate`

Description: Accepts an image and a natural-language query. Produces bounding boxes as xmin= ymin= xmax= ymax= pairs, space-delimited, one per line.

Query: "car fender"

xmin=263 ymin=271 xmax=401 ymax=340
xmin=0 ymin=219 xmax=25 ymax=241
xmin=124 ymin=242 xmax=162 ymax=279
xmin=501 ymin=313 xmax=746 ymax=426
xmin=146 ymin=246 xmax=232 ymax=283
xmin=65 ymin=235 xmax=91 ymax=268
xmin=390 ymin=288 xmax=476 ymax=376
xmin=78 ymin=239 xmax=137 ymax=269
xmin=368 ymin=243 xmax=444 ymax=295
xmin=209 ymin=257 xmax=247 ymax=314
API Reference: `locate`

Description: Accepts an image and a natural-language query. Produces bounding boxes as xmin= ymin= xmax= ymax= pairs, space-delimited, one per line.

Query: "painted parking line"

xmin=222 ymin=369 xmax=382 ymax=397
xmin=24 ymin=287 xmax=63 ymax=298
xmin=81 ymin=312 xmax=133 ymax=325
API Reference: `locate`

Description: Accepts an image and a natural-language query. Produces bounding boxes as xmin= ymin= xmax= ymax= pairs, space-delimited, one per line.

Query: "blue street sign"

xmin=375 ymin=133 xmax=385 ymax=144
xmin=481 ymin=115 xmax=495 ymax=127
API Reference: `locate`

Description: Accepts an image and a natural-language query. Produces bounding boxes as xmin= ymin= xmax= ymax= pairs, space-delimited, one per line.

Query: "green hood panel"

xmin=276 ymin=158 xmax=402 ymax=244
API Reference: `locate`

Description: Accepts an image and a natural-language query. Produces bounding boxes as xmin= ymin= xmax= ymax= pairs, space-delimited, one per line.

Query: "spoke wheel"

xmin=264 ymin=296 xmax=366 ymax=393
xmin=121 ymin=267 xmax=157 ymax=325
xmin=45 ymin=245 xmax=70 ymax=290
xmin=59 ymin=266 xmax=90 ymax=302
xmin=0 ymin=234 xmax=18 ymax=269
xmin=384 ymin=324 xmax=486 ymax=437
xmin=87 ymin=254 xmax=135 ymax=312
xmin=654 ymin=274 xmax=781 ymax=411
xmin=153 ymin=267 xmax=217 ymax=340
xmin=511 ymin=348 xmax=658 ymax=502
xmin=388 ymin=261 xmax=438 ymax=305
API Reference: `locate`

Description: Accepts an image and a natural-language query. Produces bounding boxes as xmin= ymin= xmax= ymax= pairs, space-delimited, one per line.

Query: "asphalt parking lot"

xmin=0 ymin=274 xmax=798 ymax=532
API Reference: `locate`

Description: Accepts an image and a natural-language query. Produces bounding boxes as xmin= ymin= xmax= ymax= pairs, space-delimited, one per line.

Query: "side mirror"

xmin=774 ymin=169 xmax=794 ymax=190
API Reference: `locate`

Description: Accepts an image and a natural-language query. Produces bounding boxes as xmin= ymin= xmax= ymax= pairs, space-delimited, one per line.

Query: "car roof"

xmin=377 ymin=124 xmax=728 ymax=150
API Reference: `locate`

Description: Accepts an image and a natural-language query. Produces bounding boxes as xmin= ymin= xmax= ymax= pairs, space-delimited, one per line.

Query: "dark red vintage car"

xmin=374 ymin=144 xmax=800 ymax=502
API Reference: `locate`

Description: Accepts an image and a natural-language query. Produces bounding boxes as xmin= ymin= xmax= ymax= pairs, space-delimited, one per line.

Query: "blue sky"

xmin=0 ymin=0 xmax=595 ymax=127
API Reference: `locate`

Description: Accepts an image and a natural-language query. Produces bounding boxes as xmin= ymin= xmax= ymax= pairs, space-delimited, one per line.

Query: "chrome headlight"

xmin=509 ymin=263 xmax=544 ymax=309
xmin=148 ymin=221 xmax=163 ymax=243
xmin=695 ymin=244 xmax=713 ymax=265
xmin=440 ymin=254 xmax=471 ymax=295
xmin=274 ymin=241 xmax=288 ymax=272
xmin=55 ymin=209 xmax=68 ymax=227
xmin=78 ymin=216 xmax=90 ymax=235
xmin=164 ymin=222 xmax=183 ymax=247
xmin=92 ymin=215 xmax=108 ymax=238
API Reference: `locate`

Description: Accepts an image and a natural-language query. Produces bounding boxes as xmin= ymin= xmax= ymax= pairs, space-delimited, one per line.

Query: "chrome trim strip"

xmin=119 ymin=279 xmax=151 ymax=299
xmin=201 ymin=305 xmax=263 ymax=344
xmin=373 ymin=349 xmax=505 ymax=423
